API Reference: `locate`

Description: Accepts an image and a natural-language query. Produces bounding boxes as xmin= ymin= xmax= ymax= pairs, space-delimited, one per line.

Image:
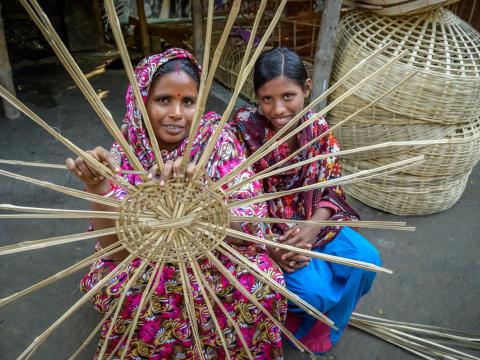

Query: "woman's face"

xmin=257 ymin=75 xmax=311 ymax=131
xmin=146 ymin=70 xmax=198 ymax=151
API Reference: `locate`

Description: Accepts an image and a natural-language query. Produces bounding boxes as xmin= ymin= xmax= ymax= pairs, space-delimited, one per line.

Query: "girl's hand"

xmin=269 ymin=246 xmax=312 ymax=273
xmin=147 ymin=158 xmax=196 ymax=186
xmin=277 ymin=224 xmax=323 ymax=264
xmin=65 ymin=147 xmax=119 ymax=193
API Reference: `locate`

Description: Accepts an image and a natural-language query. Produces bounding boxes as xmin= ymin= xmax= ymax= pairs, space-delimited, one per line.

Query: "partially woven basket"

xmin=342 ymin=160 xmax=471 ymax=215
xmin=347 ymin=0 xmax=459 ymax=16
xmin=333 ymin=9 xmax=480 ymax=124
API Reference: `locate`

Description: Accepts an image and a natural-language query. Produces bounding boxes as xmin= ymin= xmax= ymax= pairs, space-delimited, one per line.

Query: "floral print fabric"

xmin=231 ymin=107 xmax=360 ymax=247
xmin=81 ymin=49 xmax=286 ymax=360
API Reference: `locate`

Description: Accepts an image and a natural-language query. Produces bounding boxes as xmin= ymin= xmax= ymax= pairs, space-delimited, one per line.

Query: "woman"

xmin=66 ymin=48 xmax=286 ymax=359
xmin=231 ymin=47 xmax=381 ymax=354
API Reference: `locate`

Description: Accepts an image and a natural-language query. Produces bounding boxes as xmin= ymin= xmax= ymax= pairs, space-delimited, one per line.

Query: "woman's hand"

xmin=147 ymin=158 xmax=196 ymax=186
xmin=65 ymin=146 xmax=119 ymax=193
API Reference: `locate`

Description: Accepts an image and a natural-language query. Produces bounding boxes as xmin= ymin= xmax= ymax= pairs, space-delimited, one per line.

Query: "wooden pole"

xmin=192 ymin=0 xmax=205 ymax=64
xmin=311 ymin=0 xmax=342 ymax=112
xmin=0 ymin=2 xmax=20 ymax=120
xmin=136 ymin=0 xmax=150 ymax=56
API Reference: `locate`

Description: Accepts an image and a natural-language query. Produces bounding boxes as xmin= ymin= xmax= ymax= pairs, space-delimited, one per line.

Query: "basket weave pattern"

xmin=330 ymin=8 xmax=480 ymax=215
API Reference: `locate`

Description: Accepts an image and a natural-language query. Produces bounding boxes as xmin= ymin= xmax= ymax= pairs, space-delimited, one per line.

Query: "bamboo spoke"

xmin=212 ymin=46 xmax=408 ymax=190
xmin=184 ymin=0 xmax=241 ymax=171
xmin=96 ymin=259 xmax=150 ymax=359
xmin=203 ymin=249 xmax=312 ymax=355
xmin=194 ymin=0 xmax=285 ymax=180
xmin=0 ymin=168 xmax=120 ymax=207
xmin=0 ymin=227 xmax=119 ymax=256
xmin=190 ymin=254 xmax=255 ymax=360
xmin=181 ymin=236 xmax=232 ymax=360
xmin=218 ymin=242 xmax=335 ymax=328
xmin=0 ymin=158 xmax=146 ymax=175
xmin=17 ymin=254 xmax=135 ymax=360
xmin=119 ymin=261 xmax=162 ymax=360
xmin=18 ymin=0 xmax=145 ymax=173
xmin=0 ymin=204 xmax=119 ymax=218
xmin=228 ymin=156 xmax=424 ymax=208
xmin=104 ymin=0 xmax=164 ymax=173
xmin=0 ymin=85 xmax=135 ymax=192
xmin=230 ymin=216 xmax=415 ymax=231
xmin=210 ymin=226 xmax=392 ymax=274
xmin=225 ymin=72 xmax=418 ymax=194
xmin=0 ymin=241 xmax=125 ymax=308
xmin=68 ymin=306 xmax=117 ymax=360
xmin=176 ymin=240 xmax=206 ymax=360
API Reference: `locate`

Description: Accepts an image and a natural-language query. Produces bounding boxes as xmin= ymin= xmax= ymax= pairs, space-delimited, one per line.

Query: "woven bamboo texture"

xmin=333 ymin=9 xmax=480 ymax=124
xmin=347 ymin=0 xmax=459 ymax=16
xmin=342 ymin=160 xmax=471 ymax=215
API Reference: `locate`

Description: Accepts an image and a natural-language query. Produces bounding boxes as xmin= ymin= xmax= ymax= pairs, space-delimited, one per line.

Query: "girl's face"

xmin=257 ymin=75 xmax=311 ymax=131
xmin=146 ymin=70 xmax=198 ymax=151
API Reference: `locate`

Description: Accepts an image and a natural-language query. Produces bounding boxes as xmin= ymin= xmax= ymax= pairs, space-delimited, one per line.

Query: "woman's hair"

xmin=152 ymin=58 xmax=201 ymax=87
xmin=253 ymin=47 xmax=308 ymax=92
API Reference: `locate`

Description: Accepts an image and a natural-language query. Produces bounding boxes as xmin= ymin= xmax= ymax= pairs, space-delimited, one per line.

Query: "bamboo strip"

xmin=119 ymin=261 xmax=162 ymax=360
xmin=0 ymin=85 xmax=134 ymax=191
xmin=190 ymin=256 xmax=254 ymax=360
xmin=228 ymin=156 xmax=424 ymax=208
xmin=193 ymin=0 xmax=273 ymax=179
xmin=96 ymin=259 xmax=150 ymax=359
xmin=182 ymin=0 xmax=214 ymax=170
xmin=218 ymin=226 xmax=392 ymax=274
xmin=176 ymin=240 xmax=206 ymax=360
xmin=203 ymin=249 xmax=312 ymax=355
xmin=68 ymin=307 xmax=116 ymax=360
xmin=0 ymin=204 xmax=122 ymax=219
xmin=0 ymin=227 xmax=118 ymax=256
xmin=18 ymin=0 xmax=145 ymax=173
xmin=17 ymin=254 xmax=135 ymax=360
xmin=183 ymin=0 xmax=241 ymax=172
xmin=218 ymin=242 xmax=335 ymax=328
xmin=181 ymin=236 xmax=232 ymax=360
xmin=212 ymin=42 xmax=399 ymax=190
xmin=229 ymin=216 xmax=415 ymax=231
xmin=0 ymin=159 xmax=146 ymax=175
xmin=104 ymin=0 xmax=164 ymax=173
xmin=0 ymin=242 xmax=124 ymax=308
xmin=0 ymin=168 xmax=120 ymax=207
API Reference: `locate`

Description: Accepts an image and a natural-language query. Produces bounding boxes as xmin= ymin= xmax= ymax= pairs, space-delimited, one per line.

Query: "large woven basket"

xmin=371 ymin=118 xmax=480 ymax=176
xmin=347 ymin=0 xmax=459 ymax=16
xmin=342 ymin=160 xmax=471 ymax=215
xmin=332 ymin=9 xmax=480 ymax=124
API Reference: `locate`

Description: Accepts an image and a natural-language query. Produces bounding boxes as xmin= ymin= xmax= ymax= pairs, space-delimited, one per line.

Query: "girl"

xmin=66 ymin=48 xmax=286 ymax=359
xmin=231 ymin=47 xmax=381 ymax=354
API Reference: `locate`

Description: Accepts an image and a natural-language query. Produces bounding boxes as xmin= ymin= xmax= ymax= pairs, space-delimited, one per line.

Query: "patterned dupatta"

xmin=232 ymin=108 xmax=360 ymax=247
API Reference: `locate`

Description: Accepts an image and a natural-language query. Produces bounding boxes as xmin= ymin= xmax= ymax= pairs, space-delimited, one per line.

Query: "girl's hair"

xmin=253 ymin=47 xmax=308 ymax=92
xmin=152 ymin=58 xmax=201 ymax=87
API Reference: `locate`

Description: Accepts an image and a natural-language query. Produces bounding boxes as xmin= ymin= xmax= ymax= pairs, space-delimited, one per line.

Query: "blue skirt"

xmin=283 ymin=226 xmax=381 ymax=353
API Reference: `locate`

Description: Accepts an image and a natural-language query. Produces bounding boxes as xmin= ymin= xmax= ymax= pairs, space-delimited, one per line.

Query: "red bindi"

xmin=176 ymin=93 xmax=181 ymax=97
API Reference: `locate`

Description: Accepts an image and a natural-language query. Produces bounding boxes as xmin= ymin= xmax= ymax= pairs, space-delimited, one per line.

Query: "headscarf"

xmin=232 ymin=108 xmax=360 ymax=247
xmin=110 ymin=48 xmax=217 ymax=186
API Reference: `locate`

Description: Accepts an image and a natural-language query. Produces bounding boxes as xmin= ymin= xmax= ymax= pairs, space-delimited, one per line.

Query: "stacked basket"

xmin=328 ymin=8 xmax=480 ymax=215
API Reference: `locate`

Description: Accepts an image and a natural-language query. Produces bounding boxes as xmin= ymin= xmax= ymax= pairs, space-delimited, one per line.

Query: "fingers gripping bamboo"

xmin=104 ymin=0 xmax=164 ymax=173
xmin=18 ymin=0 xmax=144 ymax=173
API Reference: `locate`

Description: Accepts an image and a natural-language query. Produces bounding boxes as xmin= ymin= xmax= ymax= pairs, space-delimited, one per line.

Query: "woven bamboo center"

xmin=117 ymin=179 xmax=228 ymax=262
